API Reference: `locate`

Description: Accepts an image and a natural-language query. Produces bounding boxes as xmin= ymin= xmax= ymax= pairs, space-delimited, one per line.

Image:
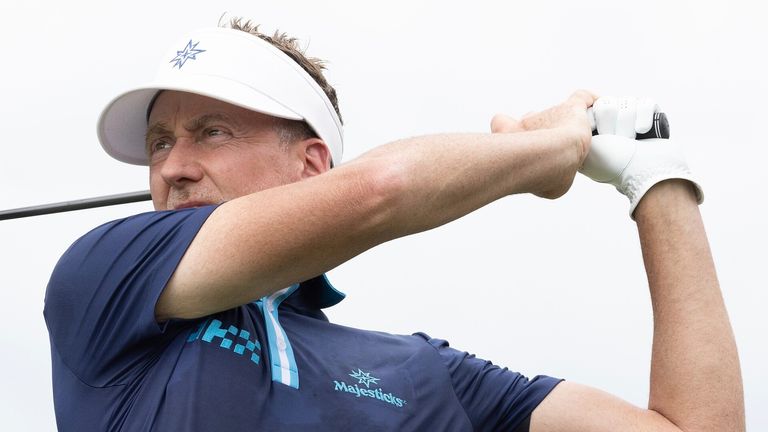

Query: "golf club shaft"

xmin=0 ymin=190 xmax=151 ymax=221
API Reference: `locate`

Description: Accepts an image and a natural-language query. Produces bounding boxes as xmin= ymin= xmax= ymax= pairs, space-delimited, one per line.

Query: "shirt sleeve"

xmin=415 ymin=333 xmax=562 ymax=432
xmin=43 ymin=206 xmax=217 ymax=387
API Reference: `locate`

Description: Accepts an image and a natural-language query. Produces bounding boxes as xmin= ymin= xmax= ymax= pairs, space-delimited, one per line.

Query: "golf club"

xmin=0 ymin=113 xmax=670 ymax=221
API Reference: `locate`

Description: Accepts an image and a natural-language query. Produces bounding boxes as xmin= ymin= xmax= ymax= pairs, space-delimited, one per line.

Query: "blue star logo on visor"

xmin=349 ymin=369 xmax=380 ymax=388
xmin=169 ymin=39 xmax=206 ymax=69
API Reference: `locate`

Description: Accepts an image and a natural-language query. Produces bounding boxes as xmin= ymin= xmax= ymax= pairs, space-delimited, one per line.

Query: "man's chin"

xmin=172 ymin=201 xmax=214 ymax=210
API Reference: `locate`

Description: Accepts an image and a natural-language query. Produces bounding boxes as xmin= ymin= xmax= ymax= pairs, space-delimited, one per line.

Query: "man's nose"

xmin=159 ymin=138 xmax=204 ymax=186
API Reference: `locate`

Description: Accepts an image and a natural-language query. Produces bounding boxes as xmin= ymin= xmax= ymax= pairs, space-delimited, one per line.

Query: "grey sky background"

xmin=1 ymin=1 xmax=766 ymax=430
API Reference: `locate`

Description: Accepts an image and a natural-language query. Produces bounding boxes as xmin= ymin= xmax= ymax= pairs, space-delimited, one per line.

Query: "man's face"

xmin=147 ymin=91 xmax=308 ymax=211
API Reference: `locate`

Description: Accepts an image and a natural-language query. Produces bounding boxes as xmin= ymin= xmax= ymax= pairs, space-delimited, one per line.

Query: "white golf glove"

xmin=580 ymin=97 xmax=704 ymax=219
xmin=587 ymin=96 xmax=661 ymax=138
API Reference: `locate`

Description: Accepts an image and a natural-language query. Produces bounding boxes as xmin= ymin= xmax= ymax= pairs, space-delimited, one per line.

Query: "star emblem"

xmin=169 ymin=40 xmax=206 ymax=69
xmin=348 ymin=369 xmax=380 ymax=388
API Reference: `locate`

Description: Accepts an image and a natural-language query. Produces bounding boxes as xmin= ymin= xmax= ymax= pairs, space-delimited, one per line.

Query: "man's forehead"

xmin=147 ymin=90 xmax=277 ymax=127
xmin=149 ymin=91 xmax=240 ymax=118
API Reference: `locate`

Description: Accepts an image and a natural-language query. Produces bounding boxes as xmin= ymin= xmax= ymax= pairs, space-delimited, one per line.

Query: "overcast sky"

xmin=1 ymin=0 xmax=766 ymax=430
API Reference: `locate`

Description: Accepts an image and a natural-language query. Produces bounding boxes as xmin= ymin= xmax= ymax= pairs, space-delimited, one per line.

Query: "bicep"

xmin=530 ymin=381 xmax=681 ymax=432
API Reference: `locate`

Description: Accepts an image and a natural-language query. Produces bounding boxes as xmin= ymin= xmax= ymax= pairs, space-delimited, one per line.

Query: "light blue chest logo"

xmin=187 ymin=319 xmax=261 ymax=365
xmin=333 ymin=369 xmax=407 ymax=408
xmin=170 ymin=40 xmax=206 ymax=69
xmin=349 ymin=369 xmax=380 ymax=387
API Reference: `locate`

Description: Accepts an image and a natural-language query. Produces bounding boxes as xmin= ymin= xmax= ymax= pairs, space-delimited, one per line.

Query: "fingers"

xmin=520 ymin=110 xmax=546 ymax=131
xmin=491 ymin=114 xmax=524 ymax=133
xmin=635 ymin=98 xmax=659 ymax=134
xmin=587 ymin=107 xmax=596 ymax=130
xmin=594 ymin=98 xmax=617 ymax=135
xmin=615 ymin=98 xmax=638 ymax=138
xmin=494 ymin=90 xmax=596 ymax=135
xmin=593 ymin=96 xmax=660 ymax=138
xmin=569 ymin=89 xmax=599 ymax=108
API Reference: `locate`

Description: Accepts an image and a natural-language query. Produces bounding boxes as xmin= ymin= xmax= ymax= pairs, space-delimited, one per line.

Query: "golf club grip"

xmin=592 ymin=112 xmax=670 ymax=139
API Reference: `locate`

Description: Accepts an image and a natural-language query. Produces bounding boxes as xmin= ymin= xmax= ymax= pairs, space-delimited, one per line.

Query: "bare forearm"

xmin=634 ymin=180 xmax=744 ymax=431
xmin=356 ymin=129 xmax=579 ymax=235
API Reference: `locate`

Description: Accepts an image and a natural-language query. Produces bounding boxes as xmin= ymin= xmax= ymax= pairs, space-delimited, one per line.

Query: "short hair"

xmin=225 ymin=17 xmax=343 ymax=145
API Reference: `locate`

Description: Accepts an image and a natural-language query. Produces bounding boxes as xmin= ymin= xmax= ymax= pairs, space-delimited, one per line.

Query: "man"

xmin=44 ymin=19 xmax=745 ymax=431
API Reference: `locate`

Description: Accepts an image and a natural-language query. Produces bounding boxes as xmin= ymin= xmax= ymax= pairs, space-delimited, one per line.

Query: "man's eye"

xmin=203 ymin=128 xmax=230 ymax=139
xmin=150 ymin=139 xmax=172 ymax=153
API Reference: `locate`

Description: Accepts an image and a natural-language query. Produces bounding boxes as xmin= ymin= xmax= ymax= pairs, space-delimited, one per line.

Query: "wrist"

xmin=633 ymin=179 xmax=700 ymax=222
xmin=579 ymin=136 xmax=704 ymax=219
xmin=512 ymin=128 xmax=583 ymax=199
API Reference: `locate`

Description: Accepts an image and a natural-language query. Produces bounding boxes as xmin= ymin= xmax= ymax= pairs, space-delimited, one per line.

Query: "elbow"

xmin=346 ymin=156 xmax=410 ymax=239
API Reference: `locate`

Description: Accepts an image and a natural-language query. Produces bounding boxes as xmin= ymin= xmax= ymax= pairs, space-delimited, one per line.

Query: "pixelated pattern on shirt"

xmin=187 ymin=319 xmax=261 ymax=364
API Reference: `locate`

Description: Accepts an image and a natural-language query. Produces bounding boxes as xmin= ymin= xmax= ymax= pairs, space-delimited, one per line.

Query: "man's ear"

xmin=299 ymin=138 xmax=332 ymax=178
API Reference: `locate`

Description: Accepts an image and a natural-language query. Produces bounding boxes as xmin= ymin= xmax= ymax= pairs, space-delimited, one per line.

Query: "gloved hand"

xmin=587 ymin=96 xmax=661 ymax=138
xmin=579 ymin=97 xmax=704 ymax=219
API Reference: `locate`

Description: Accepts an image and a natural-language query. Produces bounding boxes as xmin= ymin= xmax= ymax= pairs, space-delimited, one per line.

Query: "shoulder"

xmin=411 ymin=332 xmax=562 ymax=432
xmin=53 ymin=206 xmax=217 ymax=274
xmin=44 ymin=206 xmax=219 ymax=351
xmin=74 ymin=206 xmax=217 ymax=247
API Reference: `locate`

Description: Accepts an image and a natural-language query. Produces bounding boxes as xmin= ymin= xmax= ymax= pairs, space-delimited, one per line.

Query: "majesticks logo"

xmin=333 ymin=369 xmax=407 ymax=408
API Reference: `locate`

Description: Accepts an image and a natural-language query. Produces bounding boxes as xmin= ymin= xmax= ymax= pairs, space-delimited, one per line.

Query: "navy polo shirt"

xmin=44 ymin=206 xmax=561 ymax=431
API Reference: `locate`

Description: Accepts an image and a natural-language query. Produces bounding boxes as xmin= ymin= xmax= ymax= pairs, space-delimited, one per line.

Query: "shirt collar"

xmin=284 ymin=274 xmax=345 ymax=310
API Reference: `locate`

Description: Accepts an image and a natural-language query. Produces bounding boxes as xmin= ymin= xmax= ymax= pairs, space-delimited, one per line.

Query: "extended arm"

xmin=638 ymin=180 xmax=743 ymax=430
xmin=529 ymin=182 xmax=744 ymax=431
xmin=495 ymin=96 xmax=745 ymax=431
xmin=156 ymin=92 xmax=595 ymax=321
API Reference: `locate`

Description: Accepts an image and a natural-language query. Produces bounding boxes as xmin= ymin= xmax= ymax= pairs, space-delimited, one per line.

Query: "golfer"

xmin=44 ymin=19 xmax=744 ymax=432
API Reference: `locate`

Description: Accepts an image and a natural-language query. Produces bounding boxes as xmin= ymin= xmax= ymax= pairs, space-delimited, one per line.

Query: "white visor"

xmin=97 ymin=27 xmax=343 ymax=166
